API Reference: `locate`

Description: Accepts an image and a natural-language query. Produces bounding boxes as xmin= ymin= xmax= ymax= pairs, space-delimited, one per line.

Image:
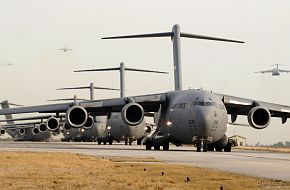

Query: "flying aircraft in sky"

xmin=255 ymin=64 xmax=290 ymax=76
xmin=0 ymin=63 xmax=13 ymax=67
xmin=57 ymin=46 xmax=73 ymax=52
xmin=1 ymin=25 xmax=290 ymax=152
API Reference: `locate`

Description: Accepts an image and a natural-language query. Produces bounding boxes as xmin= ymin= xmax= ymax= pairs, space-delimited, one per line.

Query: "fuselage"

xmin=107 ymin=112 xmax=146 ymax=142
xmin=157 ymin=89 xmax=228 ymax=145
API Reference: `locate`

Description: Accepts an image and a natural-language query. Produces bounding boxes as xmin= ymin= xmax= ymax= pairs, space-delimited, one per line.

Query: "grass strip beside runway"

xmin=0 ymin=151 xmax=286 ymax=190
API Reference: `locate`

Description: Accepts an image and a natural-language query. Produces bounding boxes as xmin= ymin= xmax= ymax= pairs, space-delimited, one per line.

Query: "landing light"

xmin=66 ymin=131 xmax=70 ymax=135
xmin=144 ymin=127 xmax=148 ymax=130
xmin=80 ymin=128 xmax=85 ymax=133
xmin=107 ymin=126 xmax=111 ymax=130
xmin=166 ymin=121 xmax=172 ymax=126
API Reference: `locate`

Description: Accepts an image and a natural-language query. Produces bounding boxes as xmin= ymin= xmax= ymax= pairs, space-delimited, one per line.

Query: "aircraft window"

xmin=192 ymin=101 xmax=216 ymax=106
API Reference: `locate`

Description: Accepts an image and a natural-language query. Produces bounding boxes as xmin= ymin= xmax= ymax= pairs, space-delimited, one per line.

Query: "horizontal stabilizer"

xmin=57 ymin=86 xmax=120 ymax=91
xmin=125 ymin=68 xmax=168 ymax=74
xmin=102 ymin=31 xmax=244 ymax=44
xmin=47 ymin=98 xmax=88 ymax=102
xmin=180 ymin=32 xmax=244 ymax=43
xmin=102 ymin=32 xmax=173 ymax=39
xmin=74 ymin=67 xmax=119 ymax=72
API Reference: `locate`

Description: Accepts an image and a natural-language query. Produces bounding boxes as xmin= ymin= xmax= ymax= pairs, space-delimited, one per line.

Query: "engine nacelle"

xmin=18 ymin=128 xmax=25 ymax=135
xmin=39 ymin=123 xmax=47 ymax=132
xmin=32 ymin=127 xmax=40 ymax=135
xmin=0 ymin=129 xmax=5 ymax=135
xmin=247 ymin=106 xmax=271 ymax=129
xmin=121 ymin=103 xmax=144 ymax=126
xmin=46 ymin=117 xmax=59 ymax=131
xmin=65 ymin=106 xmax=88 ymax=128
xmin=83 ymin=116 xmax=94 ymax=129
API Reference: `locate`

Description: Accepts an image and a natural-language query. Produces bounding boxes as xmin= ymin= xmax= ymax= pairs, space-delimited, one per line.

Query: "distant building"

xmin=229 ymin=135 xmax=247 ymax=147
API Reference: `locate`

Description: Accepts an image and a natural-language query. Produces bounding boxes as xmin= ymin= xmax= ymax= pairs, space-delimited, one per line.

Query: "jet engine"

xmin=83 ymin=116 xmax=94 ymax=129
xmin=247 ymin=106 xmax=271 ymax=129
xmin=65 ymin=106 xmax=88 ymax=128
xmin=121 ymin=103 xmax=144 ymax=126
xmin=18 ymin=128 xmax=25 ymax=135
xmin=63 ymin=124 xmax=71 ymax=131
xmin=46 ymin=117 xmax=59 ymax=131
xmin=39 ymin=123 xmax=47 ymax=132
xmin=32 ymin=127 xmax=40 ymax=135
xmin=0 ymin=129 xmax=5 ymax=135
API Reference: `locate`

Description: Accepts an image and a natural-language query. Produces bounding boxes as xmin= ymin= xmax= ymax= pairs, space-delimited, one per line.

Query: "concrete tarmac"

xmin=0 ymin=141 xmax=289 ymax=182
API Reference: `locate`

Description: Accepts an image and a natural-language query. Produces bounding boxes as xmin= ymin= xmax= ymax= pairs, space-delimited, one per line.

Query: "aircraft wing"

xmin=279 ymin=69 xmax=290 ymax=73
xmin=255 ymin=69 xmax=273 ymax=74
xmin=216 ymin=93 xmax=290 ymax=122
xmin=0 ymin=93 xmax=167 ymax=115
xmin=0 ymin=114 xmax=65 ymax=123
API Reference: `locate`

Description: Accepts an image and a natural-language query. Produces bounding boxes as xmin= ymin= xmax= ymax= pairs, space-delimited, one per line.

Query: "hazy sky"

xmin=0 ymin=0 xmax=290 ymax=144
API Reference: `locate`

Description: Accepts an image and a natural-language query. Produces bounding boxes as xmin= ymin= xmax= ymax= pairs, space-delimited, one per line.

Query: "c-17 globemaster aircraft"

xmin=255 ymin=64 xmax=290 ymax=76
xmin=1 ymin=25 xmax=290 ymax=152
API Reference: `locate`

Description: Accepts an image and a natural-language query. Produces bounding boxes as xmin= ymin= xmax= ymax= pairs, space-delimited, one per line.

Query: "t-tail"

xmin=101 ymin=24 xmax=244 ymax=91
xmin=56 ymin=82 xmax=120 ymax=100
xmin=74 ymin=62 xmax=168 ymax=98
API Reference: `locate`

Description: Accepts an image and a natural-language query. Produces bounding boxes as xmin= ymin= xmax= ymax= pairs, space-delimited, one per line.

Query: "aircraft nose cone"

xmin=195 ymin=108 xmax=213 ymax=137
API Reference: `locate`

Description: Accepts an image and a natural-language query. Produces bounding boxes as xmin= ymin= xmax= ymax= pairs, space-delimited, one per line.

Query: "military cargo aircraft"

xmin=255 ymin=64 xmax=290 ymax=76
xmin=0 ymin=25 xmax=289 ymax=152
xmin=74 ymin=64 xmax=168 ymax=145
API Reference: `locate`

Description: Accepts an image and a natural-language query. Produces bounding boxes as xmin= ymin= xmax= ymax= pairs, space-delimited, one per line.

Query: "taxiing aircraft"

xmin=74 ymin=63 xmax=168 ymax=145
xmin=0 ymin=25 xmax=289 ymax=152
xmin=255 ymin=64 xmax=290 ymax=76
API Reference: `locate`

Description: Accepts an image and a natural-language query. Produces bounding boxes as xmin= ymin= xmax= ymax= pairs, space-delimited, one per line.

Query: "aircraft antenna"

xmin=101 ymin=24 xmax=244 ymax=91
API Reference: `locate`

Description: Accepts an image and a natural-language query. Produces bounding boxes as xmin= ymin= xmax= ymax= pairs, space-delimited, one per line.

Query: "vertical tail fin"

xmin=0 ymin=100 xmax=14 ymax=125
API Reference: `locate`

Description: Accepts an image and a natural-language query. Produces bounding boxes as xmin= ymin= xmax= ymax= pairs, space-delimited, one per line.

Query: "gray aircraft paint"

xmin=75 ymin=63 xmax=168 ymax=143
xmin=0 ymin=100 xmax=51 ymax=141
xmin=102 ymin=24 xmax=244 ymax=149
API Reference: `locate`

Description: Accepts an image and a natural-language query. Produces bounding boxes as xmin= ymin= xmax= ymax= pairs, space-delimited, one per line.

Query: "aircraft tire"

xmin=207 ymin=144 xmax=214 ymax=151
xmin=215 ymin=147 xmax=223 ymax=152
xmin=224 ymin=143 xmax=232 ymax=152
xmin=98 ymin=140 xmax=102 ymax=145
xmin=137 ymin=139 xmax=142 ymax=145
xmin=196 ymin=143 xmax=201 ymax=152
xmin=103 ymin=142 xmax=107 ymax=145
xmin=203 ymin=144 xmax=208 ymax=152
xmin=154 ymin=145 xmax=160 ymax=150
xmin=109 ymin=140 xmax=113 ymax=145
xmin=125 ymin=140 xmax=128 ymax=145
xmin=163 ymin=143 xmax=169 ymax=151
xmin=146 ymin=143 xmax=152 ymax=150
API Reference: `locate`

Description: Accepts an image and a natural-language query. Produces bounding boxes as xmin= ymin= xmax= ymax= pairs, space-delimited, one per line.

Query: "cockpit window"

xmin=191 ymin=101 xmax=217 ymax=107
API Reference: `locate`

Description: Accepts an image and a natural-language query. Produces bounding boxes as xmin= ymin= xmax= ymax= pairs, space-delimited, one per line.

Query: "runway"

xmin=0 ymin=141 xmax=289 ymax=182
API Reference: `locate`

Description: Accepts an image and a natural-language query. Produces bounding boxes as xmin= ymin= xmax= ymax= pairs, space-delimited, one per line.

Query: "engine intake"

xmin=247 ymin=106 xmax=271 ymax=129
xmin=0 ymin=129 xmax=5 ymax=135
xmin=46 ymin=117 xmax=59 ymax=131
xmin=39 ymin=123 xmax=47 ymax=132
xmin=32 ymin=127 xmax=40 ymax=135
xmin=18 ymin=128 xmax=25 ymax=135
xmin=65 ymin=106 xmax=88 ymax=128
xmin=121 ymin=103 xmax=144 ymax=126
xmin=83 ymin=116 xmax=94 ymax=129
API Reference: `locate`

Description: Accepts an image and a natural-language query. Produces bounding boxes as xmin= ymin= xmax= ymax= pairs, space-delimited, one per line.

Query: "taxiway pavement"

xmin=0 ymin=141 xmax=289 ymax=182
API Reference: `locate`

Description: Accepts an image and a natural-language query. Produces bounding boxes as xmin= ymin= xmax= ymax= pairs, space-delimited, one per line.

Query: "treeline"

xmin=253 ymin=141 xmax=290 ymax=147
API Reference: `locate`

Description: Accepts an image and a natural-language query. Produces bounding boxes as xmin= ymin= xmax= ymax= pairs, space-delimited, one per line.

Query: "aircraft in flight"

xmin=57 ymin=46 xmax=73 ymax=52
xmin=1 ymin=25 xmax=289 ymax=152
xmin=255 ymin=64 xmax=290 ymax=76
